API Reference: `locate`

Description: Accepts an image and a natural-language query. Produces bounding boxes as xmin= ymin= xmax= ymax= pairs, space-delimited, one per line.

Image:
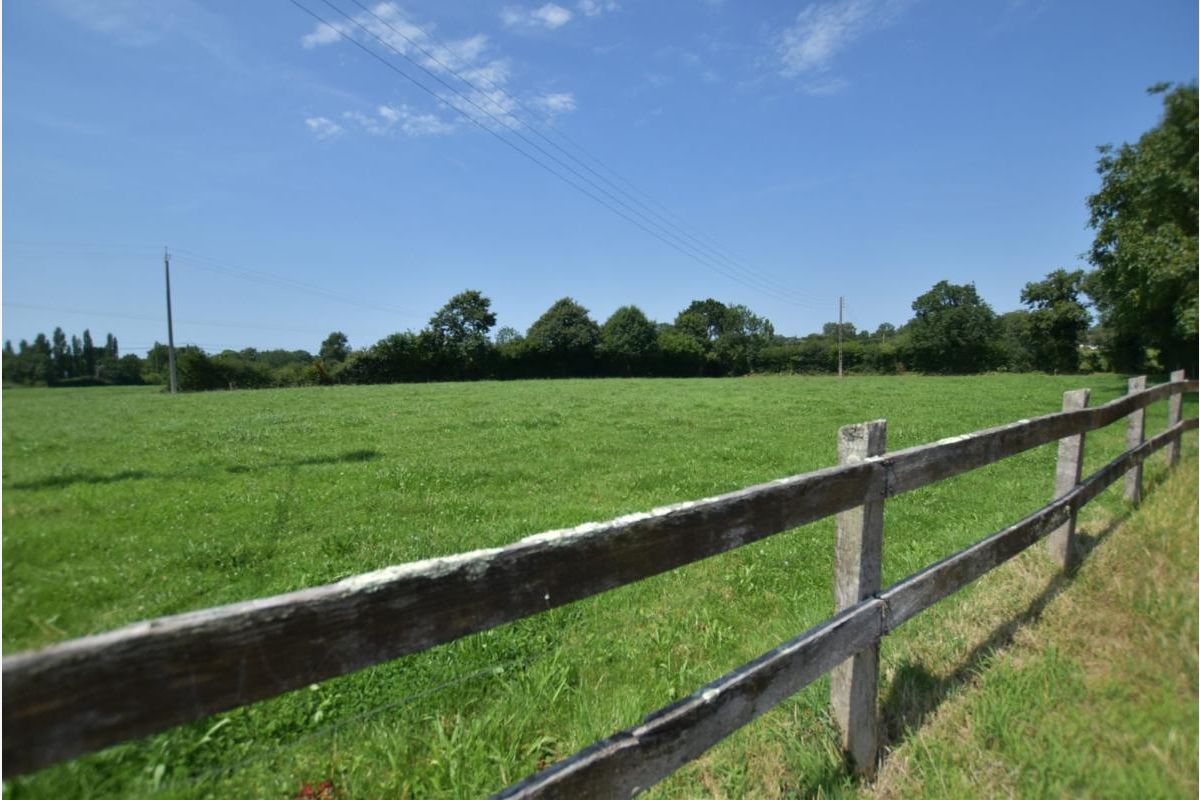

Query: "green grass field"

xmin=868 ymin=449 xmax=1198 ymax=800
xmin=3 ymin=375 xmax=1194 ymax=798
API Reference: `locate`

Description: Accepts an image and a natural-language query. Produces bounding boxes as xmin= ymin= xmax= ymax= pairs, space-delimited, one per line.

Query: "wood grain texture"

xmin=495 ymin=416 xmax=1198 ymax=798
xmin=1166 ymin=370 xmax=1186 ymax=466
xmin=4 ymin=378 xmax=1195 ymax=777
xmin=831 ymin=420 xmax=886 ymax=777
xmin=1047 ymin=389 xmax=1090 ymax=568
xmin=1124 ymin=376 xmax=1147 ymax=504
xmin=2 ymin=460 xmax=883 ymax=777
xmin=493 ymin=600 xmax=884 ymax=799
xmin=881 ymin=416 xmax=1197 ymax=633
xmin=880 ymin=378 xmax=1189 ymax=496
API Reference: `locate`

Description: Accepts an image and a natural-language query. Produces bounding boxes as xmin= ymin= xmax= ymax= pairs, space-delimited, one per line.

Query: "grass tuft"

xmin=2 ymin=375 xmax=1194 ymax=798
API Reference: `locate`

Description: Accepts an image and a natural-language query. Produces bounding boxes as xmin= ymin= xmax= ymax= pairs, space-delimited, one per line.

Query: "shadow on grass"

xmin=9 ymin=449 xmax=381 ymax=489
xmin=225 ymin=448 xmax=379 ymax=473
xmin=876 ymin=506 xmax=1131 ymax=761
xmin=8 ymin=469 xmax=153 ymax=491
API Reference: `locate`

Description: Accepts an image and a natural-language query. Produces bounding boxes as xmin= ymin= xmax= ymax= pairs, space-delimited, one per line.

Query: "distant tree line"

xmin=2 ymin=328 xmax=142 ymax=386
xmin=0 ymin=272 xmax=1099 ymax=390
xmin=4 ymin=85 xmax=1192 ymax=390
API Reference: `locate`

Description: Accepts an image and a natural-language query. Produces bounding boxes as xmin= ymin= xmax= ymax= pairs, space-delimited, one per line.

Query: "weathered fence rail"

xmin=4 ymin=373 xmax=1196 ymax=791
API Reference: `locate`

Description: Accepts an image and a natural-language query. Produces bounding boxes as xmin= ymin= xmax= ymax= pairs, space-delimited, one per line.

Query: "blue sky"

xmin=3 ymin=0 xmax=1196 ymax=354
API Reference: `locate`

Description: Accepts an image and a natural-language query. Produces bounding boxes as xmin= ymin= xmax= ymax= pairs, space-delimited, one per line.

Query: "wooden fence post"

xmin=1124 ymin=376 xmax=1146 ymax=504
xmin=831 ymin=419 xmax=886 ymax=777
xmin=1166 ymin=369 xmax=1186 ymax=467
xmin=1047 ymin=389 xmax=1090 ymax=568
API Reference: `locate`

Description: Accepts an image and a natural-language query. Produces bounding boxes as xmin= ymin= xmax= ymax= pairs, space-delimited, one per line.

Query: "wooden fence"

xmin=4 ymin=372 xmax=1196 ymax=795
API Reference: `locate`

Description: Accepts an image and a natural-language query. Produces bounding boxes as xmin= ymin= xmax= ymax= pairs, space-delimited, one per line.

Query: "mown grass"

xmin=866 ymin=448 xmax=1198 ymax=800
xmin=2 ymin=374 xmax=1193 ymax=798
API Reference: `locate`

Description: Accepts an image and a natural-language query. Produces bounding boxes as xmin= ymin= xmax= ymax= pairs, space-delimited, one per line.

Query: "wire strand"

xmin=290 ymin=0 xmax=825 ymax=310
xmin=336 ymin=0 xmax=823 ymax=309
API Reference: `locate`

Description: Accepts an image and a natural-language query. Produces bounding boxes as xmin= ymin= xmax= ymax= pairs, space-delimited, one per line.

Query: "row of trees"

xmin=5 ymin=84 xmax=1193 ymax=389
xmin=0 ymin=271 xmax=1109 ymax=390
xmin=311 ymin=294 xmax=779 ymax=386
xmin=2 ymin=328 xmax=142 ymax=386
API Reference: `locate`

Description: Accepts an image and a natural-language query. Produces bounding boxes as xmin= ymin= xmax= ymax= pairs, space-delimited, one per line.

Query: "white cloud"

xmin=305 ymin=116 xmax=345 ymax=140
xmin=46 ymin=0 xmax=236 ymax=64
xmin=301 ymin=21 xmax=345 ymax=49
xmin=502 ymin=3 xmax=573 ymax=30
xmin=577 ymin=0 xmax=619 ymax=17
xmin=779 ymin=0 xmax=871 ymax=76
xmin=532 ymin=92 xmax=577 ymax=115
xmin=340 ymin=105 xmax=456 ymax=137
xmin=777 ymin=0 xmax=910 ymax=84
xmin=300 ymin=3 xmax=577 ymax=138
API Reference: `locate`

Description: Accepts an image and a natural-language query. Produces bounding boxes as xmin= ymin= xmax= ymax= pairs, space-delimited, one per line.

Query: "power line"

xmin=307 ymin=0 xmax=798 ymax=305
xmin=169 ymin=248 xmax=417 ymax=319
xmin=337 ymin=0 xmax=823 ymax=310
xmin=290 ymin=0 xmax=826 ymax=311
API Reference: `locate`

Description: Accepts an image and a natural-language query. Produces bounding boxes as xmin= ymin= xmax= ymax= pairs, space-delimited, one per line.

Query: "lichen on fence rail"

xmin=3 ymin=376 xmax=1196 ymax=785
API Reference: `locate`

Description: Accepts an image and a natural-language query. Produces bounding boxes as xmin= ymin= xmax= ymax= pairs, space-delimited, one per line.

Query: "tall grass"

xmin=868 ymin=450 xmax=1198 ymax=800
xmin=2 ymin=375 xmax=1192 ymax=797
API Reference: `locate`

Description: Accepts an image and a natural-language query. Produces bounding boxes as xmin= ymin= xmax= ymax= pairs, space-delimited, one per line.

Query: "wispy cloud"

xmin=531 ymin=92 xmax=577 ymax=116
xmin=777 ymin=0 xmax=911 ymax=90
xmin=305 ymin=116 xmax=345 ymax=140
xmin=300 ymin=3 xmax=577 ymax=140
xmin=577 ymin=0 xmax=619 ymax=17
xmin=45 ymin=0 xmax=235 ymax=63
xmin=345 ymin=104 xmax=456 ymax=137
xmin=501 ymin=3 xmax=573 ymax=30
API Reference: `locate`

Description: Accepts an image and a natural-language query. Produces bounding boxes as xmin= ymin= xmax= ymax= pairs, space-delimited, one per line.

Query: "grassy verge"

xmin=866 ymin=446 xmax=1198 ymax=800
xmin=2 ymin=375 xmax=1194 ymax=797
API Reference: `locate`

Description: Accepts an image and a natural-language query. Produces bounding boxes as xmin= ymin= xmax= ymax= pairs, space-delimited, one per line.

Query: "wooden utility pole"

xmin=164 ymin=247 xmax=178 ymax=394
xmin=837 ymin=296 xmax=844 ymax=378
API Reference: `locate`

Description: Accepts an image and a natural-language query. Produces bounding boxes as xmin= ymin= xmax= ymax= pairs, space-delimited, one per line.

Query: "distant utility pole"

xmin=837 ymin=295 xmax=845 ymax=379
xmin=164 ymin=247 xmax=178 ymax=394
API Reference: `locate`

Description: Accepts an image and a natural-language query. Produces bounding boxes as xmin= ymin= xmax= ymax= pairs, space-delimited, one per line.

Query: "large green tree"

xmin=318 ymin=331 xmax=350 ymax=363
xmin=674 ymin=299 xmax=730 ymax=347
xmin=1019 ymin=269 xmax=1090 ymax=373
xmin=426 ymin=290 xmax=497 ymax=378
xmin=599 ymin=306 xmax=658 ymax=376
xmin=906 ymin=280 xmax=1000 ymax=373
xmin=674 ymin=299 xmax=774 ymax=375
xmin=712 ymin=304 xmax=774 ymax=374
xmin=525 ymin=297 xmax=600 ymax=376
xmin=1085 ymin=83 xmax=1198 ymax=372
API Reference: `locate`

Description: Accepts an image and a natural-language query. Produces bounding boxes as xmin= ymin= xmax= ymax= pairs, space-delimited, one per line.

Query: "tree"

xmin=426 ymin=290 xmax=496 ymax=378
xmin=600 ymin=306 xmax=658 ymax=376
xmin=906 ymin=280 xmax=1000 ymax=373
xmin=318 ymin=331 xmax=350 ymax=364
xmin=82 ymin=329 xmax=96 ymax=377
xmin=712 ymin=304 xmax=774 ymax=374
xmin=51 ymin=327 xmax=69 ymax=381
xmin=674 ymin=299 xmax=774 ymax=375
xmin=656 ymin=328 xmax=705 ymax=376
xmin=822 ymin=321 xmax=857 ymax=339
xmin=495 ymin=326 xmax=521 ymax=346
xmin=1019 ymin=269 xmax=1090 ymax=373
xmin=1085 ymin=83 xmax=1198 ymax=372
xmin=525 ymin=297 xmax=600 ymax=376
xmin=996 ymin=310 xmax=1034 ymax=372
xmin=674 ymin=299 xmax=730 ymax=349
